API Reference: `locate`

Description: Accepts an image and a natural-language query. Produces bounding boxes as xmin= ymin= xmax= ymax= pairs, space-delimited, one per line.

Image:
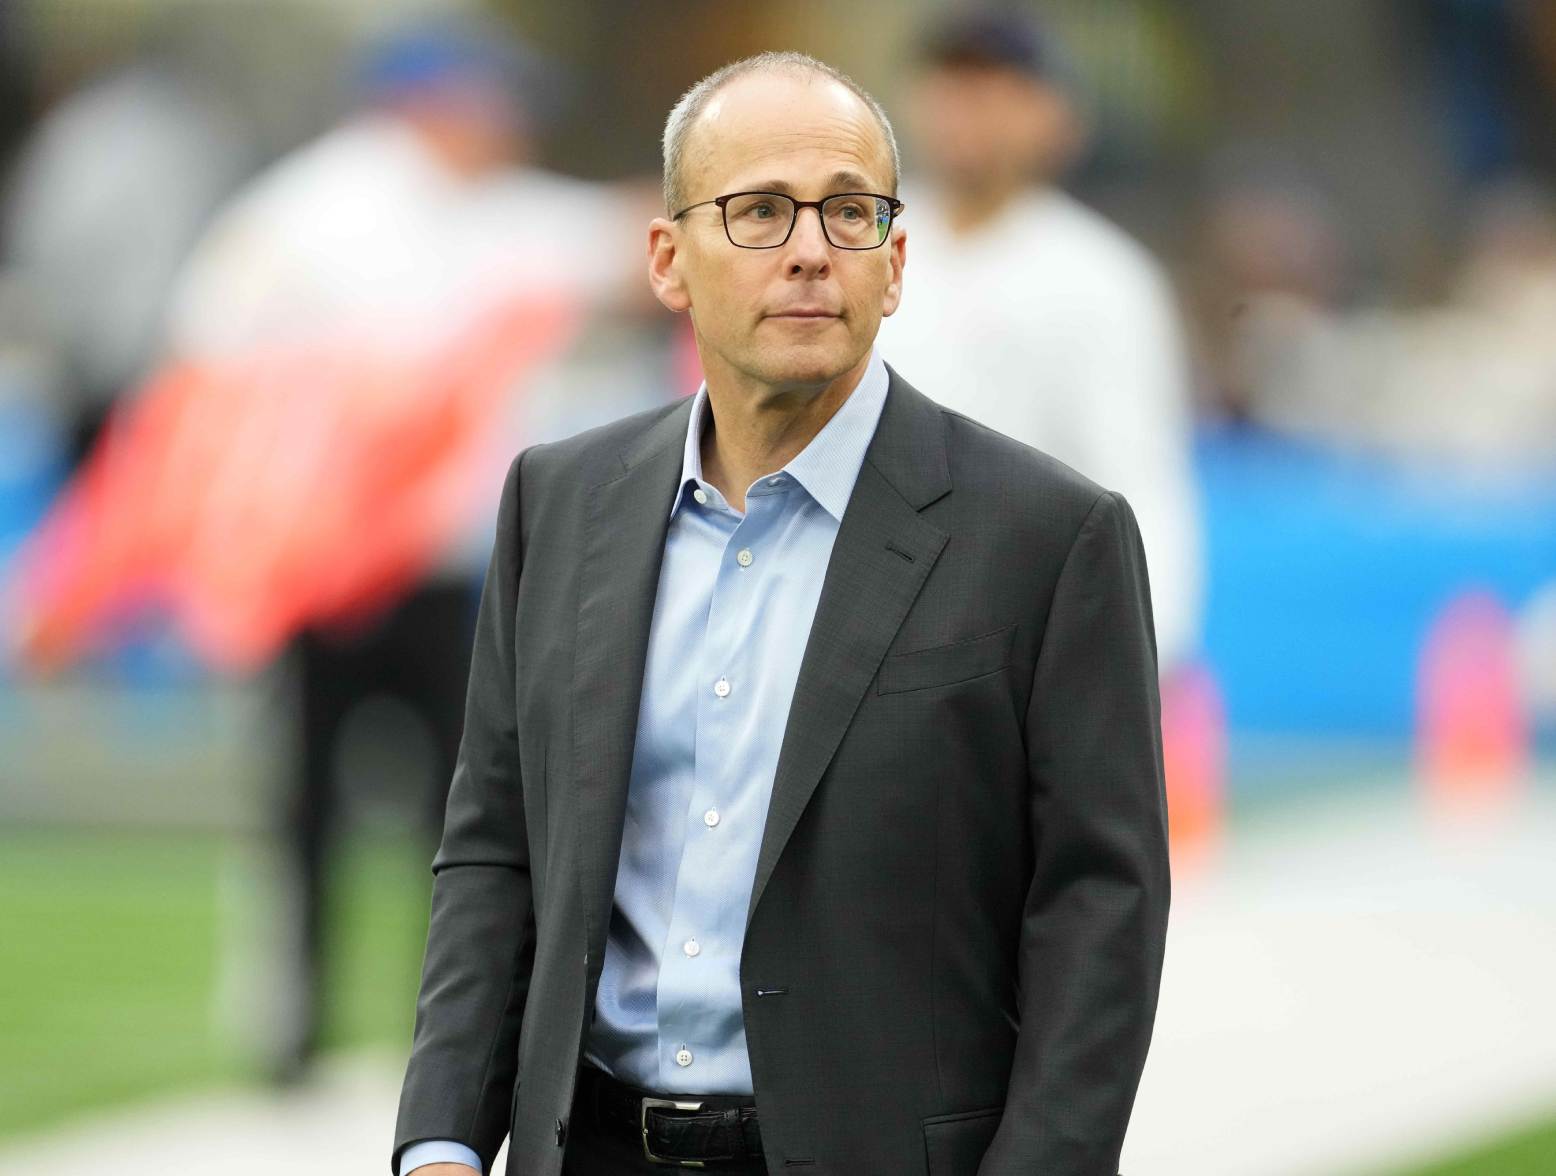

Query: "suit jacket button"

xmin=555 ymin=1116 xmax=567 ymax=1146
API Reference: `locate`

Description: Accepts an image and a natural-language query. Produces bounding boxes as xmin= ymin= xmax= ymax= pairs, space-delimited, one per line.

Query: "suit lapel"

xmin=744 ymin=369 xmax=951 ymax=932
xmin=569 ymin=369 xmax=954 ymax=971
xmin=573 ymin=399 xmax=691 ymax=977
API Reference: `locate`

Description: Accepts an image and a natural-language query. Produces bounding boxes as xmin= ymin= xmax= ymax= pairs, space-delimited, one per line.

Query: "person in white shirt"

xmin=160 ymin=18 xmax=645 ymax=1085
xmin=877 ymin=9 xmax=1203 ymax=675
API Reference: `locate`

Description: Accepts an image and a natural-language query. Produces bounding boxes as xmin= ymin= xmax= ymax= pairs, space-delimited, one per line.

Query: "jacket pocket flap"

xmin=921 ymin=1105 xmax=1003 ymax=1175
xmin=877 ymin=623 xmax=1017 ymax=695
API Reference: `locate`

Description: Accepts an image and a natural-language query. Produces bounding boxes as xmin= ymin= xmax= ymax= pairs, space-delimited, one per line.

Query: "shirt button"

xmin=683 ymin=938 xmax=700 ymax=957
xmin=692 ymin=487 xmax=708 ymax=505
xmin=703 ymin=808 xmax=720 ymax=827
xmin=676 ymin=1046 xmax=694 ymax=1067
xmin=713 ymin=676 xmax=730 ymax=698
xmin=736 ymin=548 xmax=753 ymax=567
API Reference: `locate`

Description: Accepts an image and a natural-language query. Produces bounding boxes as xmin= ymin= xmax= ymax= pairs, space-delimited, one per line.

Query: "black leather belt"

xmin=575 ymin=1061 xmax=764 ymax=1166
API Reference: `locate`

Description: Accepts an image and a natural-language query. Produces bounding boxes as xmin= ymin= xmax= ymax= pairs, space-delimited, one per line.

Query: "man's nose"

xmin=785 ymin=205 xmax=832 ymax=274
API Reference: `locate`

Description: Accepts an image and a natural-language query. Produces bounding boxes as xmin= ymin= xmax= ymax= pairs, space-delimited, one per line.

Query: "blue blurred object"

xmin=0 ymin=390 xmax=66 ymax=685
xmin=0 ymin=392 xmax=207 ymax=689
xmin=0 ymin=392 xmax=66 ymax=581
xmin=1195 ymin=422 xmax=1556 ymax=740
xmin=353 ymin=16 xmax=573 ymax=128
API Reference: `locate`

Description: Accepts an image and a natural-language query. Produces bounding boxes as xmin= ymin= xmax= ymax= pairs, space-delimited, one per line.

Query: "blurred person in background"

xmin=1388 ymin=177 xmax=1556 ymax=465
xmin=876 ymin=7 xmax=1203 ymax=678
xmin=0 ymin=10 xmax=262 ymax=468
xmin=159 ymin=14 xmax=642 ymax=1085
xmin=1186 ymin=160 xmax=1355 ymax=426
xmin=1205 ymin=169 xmax=1556 ymax=466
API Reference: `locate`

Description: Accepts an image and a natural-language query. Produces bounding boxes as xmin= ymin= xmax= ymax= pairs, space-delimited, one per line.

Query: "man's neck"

xmin=698 ymin=354 xmax=869 ymax=514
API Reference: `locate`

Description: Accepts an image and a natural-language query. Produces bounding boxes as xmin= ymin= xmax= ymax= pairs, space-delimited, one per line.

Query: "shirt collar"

xmin=668 ymin=346 xmax=890 ymax=524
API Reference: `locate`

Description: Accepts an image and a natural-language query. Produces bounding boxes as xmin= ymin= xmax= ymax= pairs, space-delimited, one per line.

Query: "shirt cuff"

xmin=399 ymin=1139 xmax=483 ymax=1175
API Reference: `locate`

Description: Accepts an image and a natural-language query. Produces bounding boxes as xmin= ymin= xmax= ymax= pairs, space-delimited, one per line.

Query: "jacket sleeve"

xmin=391 ymin=448 xmax=538 ymax=1176
xmin=980 ymin=489 xmax=1172 ymax=1175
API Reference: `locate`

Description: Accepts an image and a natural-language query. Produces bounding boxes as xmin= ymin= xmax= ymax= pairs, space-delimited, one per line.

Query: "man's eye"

xmin=833 ymin=201 xmax=867 ymax=220
xmin=742 ymin=202 xmax=775 ymax=219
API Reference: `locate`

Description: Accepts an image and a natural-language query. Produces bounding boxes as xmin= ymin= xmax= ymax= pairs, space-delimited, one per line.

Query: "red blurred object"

xmin=1161 ymin=659 xmax=1227 ymax=882
xmin=1417 ymin=588 xmax=1529 ymax=812
xmin=7 ymin=294 xmax=578 ymax=675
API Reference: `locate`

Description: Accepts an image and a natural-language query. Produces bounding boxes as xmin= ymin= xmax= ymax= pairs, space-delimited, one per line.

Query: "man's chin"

xmin=761 ymin=343 xmax=855 ymax=390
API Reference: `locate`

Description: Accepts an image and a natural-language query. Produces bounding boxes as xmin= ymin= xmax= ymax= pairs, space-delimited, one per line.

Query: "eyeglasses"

xmin=671 ymin=190 xmax=904 ymax=250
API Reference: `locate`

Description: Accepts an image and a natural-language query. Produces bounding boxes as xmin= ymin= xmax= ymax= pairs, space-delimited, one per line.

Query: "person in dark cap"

xmin=910 ymin=6 xmax=1086 ymax=225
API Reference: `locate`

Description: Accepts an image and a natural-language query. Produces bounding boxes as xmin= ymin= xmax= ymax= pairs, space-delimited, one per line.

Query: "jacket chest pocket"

xmin=877 ymin=623 xmax=1017 ymax=695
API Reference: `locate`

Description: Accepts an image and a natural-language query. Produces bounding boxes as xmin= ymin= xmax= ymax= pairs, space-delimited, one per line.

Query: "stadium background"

xmin=1 ymin=1 xmax=1554 ymax=1172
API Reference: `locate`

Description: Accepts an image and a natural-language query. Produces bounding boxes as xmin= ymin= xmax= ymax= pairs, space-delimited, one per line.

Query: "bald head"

xmin=661 ymin=51 xmax=900 ymax=216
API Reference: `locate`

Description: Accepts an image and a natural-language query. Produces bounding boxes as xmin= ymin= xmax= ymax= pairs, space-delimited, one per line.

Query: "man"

xmin=876 ymin=10 xmax=1203 ymax=676
xmin=394 ymin=51 xmax=1169 ymax=1176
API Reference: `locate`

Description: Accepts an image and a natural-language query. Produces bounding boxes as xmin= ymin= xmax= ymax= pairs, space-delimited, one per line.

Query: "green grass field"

xmin=1 ymin=824 xmax=1552 ymax=1172
xmin=1375 ymin=1115 xmax=1556 ymax=1175
xmin=0 ymin=824 xmax=429 ymax=1138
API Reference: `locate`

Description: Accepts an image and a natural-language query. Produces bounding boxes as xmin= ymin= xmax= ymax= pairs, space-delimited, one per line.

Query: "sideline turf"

xmin=0 ymin=826 xmax=428 ymax=1138
xmin=1376 ymin=1111 xmax=1556 ymax=1174
xmin=1 ymin=827 xmax=1551 ymax=1172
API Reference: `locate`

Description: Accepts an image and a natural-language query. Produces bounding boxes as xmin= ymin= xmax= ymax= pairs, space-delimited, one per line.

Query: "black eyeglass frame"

xmin=670 ymin=190 xmax=906 ymax=250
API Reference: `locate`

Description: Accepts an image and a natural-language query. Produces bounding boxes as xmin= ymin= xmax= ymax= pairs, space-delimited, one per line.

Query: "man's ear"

xmin=648 ymin=218 xmax=692 ymax=313
xmin=880 ymin=222 xmax=906 ymax=318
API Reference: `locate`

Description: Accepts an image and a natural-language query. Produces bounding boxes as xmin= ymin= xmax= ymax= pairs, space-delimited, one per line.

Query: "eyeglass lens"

xmin=723 ymin=193 xmax=892 ymax=249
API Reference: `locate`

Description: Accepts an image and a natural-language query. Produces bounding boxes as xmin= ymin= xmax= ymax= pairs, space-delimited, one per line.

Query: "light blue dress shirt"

xmin=399 ymin=348 xmax=889 ymax=1175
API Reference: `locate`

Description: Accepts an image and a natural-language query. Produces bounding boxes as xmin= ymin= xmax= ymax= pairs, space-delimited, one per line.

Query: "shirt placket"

xmin=656 ymin=478 xmax=781 ymax=1090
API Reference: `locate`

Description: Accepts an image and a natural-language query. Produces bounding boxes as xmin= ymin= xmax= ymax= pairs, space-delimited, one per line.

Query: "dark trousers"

xmin=272 ymin=577 xmax=478 ymax=1080
xmin=562 ymin=1065 xmax=770 ymax=1175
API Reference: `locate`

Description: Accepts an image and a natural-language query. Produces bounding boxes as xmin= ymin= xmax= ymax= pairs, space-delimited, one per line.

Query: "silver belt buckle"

xmin=641 ymin=1096 xmax=708 ymax=1166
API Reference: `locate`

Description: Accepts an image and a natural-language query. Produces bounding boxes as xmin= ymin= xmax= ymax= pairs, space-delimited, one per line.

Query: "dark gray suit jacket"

xmin=392 ymin=364 xmax=1170 ymax=1176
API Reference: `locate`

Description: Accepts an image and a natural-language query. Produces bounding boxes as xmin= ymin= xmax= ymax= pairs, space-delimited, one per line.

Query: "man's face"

xmin=648 ymin=72 xmax=905 ymax=397
xmin=908 ymin=63 xmax=1080 ymax=193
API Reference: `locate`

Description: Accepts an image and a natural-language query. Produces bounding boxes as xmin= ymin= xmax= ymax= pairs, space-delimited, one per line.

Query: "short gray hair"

xmin=661 ymin=51 xmax=901 ymax=216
